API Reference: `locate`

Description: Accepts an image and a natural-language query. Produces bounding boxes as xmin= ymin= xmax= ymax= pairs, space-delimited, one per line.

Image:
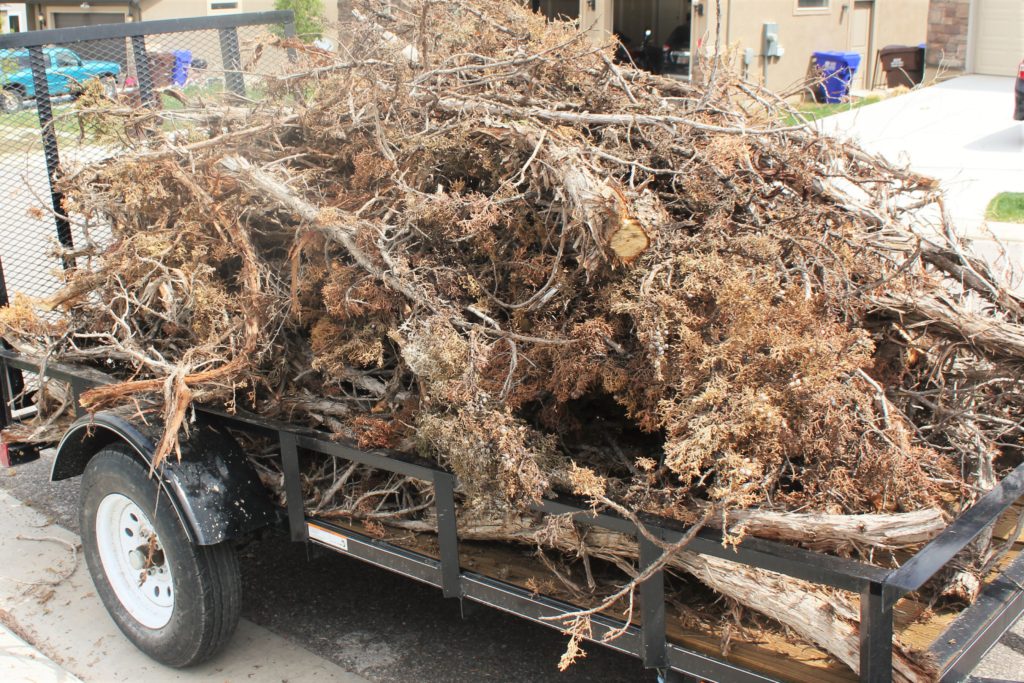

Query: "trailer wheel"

xmin=80 ymin=444 xmax=241 ymax=667
xmin=1 ymin=86 xmax=23 ymax=114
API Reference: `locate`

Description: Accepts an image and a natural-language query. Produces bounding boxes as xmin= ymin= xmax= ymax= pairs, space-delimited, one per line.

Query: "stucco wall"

xmin=141 ymin=0 xmax=208 ymax=21
xmin=702 ymin=0 xmax=927 ymax=95
xmin=873 ymin=1 xmax=930 ymax=55
xmin=579 ymin=0 xmax=614 ymax=44
xmin=142 ymin=1 xmax=337 ymax=23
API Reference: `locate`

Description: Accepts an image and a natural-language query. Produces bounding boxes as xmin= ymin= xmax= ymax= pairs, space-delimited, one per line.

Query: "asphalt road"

xmin=0 ymin=451 xmax=650 ymax=682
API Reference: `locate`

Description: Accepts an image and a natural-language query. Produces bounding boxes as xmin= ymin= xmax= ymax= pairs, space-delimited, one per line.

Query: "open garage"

xmin=534 ymin=1 xmax=930 ymax=94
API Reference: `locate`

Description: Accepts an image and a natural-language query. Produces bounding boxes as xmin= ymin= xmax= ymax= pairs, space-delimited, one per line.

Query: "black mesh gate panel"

xmin=0 ymin=11 xmax=296 ymax=305
xmin=0 ymin=10 xmax=296 ymax=433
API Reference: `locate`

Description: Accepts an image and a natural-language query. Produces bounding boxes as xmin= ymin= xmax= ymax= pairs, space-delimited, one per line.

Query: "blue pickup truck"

xmin=0 ymin=47 xmax=121 ymax=114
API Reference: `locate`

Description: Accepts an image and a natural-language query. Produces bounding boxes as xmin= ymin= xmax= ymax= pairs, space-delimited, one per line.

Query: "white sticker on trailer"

xmin=307 ymin=523 xmax=349 ymax=552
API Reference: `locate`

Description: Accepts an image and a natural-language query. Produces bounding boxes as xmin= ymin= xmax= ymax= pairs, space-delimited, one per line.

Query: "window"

xmin=54 ymin=51 xmax=79 ymax=67
xmin=796 ymin=0 xmax=830 ymax=9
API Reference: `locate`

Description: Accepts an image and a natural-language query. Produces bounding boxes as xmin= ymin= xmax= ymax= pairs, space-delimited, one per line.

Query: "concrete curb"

xmin=0 ymin=622 xmax=82 ymax=683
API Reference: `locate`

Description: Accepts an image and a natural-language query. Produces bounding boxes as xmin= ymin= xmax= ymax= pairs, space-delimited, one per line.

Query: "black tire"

xmin=80 ymin=444 xmax=241 ymax=667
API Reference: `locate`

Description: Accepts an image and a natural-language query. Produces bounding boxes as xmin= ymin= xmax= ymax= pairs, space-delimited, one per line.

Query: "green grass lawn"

xmin=986 ymin=193 xmax=1024 ymax=224
xmin=159 ymin=80 xmax=226 ymax=110
xmin=0 ymin=102 xmax=92 ymax=154
xmin=786 ymin=96 xmax=881 ymax=125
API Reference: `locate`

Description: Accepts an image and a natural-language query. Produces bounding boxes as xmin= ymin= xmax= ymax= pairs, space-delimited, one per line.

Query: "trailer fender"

xmin=52 ymin=410 xmax=280 ymax=545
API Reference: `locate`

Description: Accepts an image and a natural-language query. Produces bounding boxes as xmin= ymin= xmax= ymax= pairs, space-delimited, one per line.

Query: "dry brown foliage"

xmin=3 ymin=0 xmax=1021 ymax=522
xmin=3 ymin=2 xmax=1024 ymax=675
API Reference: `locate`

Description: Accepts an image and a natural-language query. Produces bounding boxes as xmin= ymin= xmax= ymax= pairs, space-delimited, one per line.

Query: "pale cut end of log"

xmin=608 ymin=216 xmax=650 ymax=265
xmin=598 ymin=183 xmax=650 ymax=265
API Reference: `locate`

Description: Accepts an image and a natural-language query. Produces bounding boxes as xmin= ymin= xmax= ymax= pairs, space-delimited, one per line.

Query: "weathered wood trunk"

xmin=388 ymin=512 xmax=937 ymax=682
xmin=719 ymin=507 xmax=947 ymax=553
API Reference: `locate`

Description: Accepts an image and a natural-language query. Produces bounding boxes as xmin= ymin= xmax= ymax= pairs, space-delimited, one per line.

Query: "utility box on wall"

xmin=763 ymin=22 xmax=783 ymax=58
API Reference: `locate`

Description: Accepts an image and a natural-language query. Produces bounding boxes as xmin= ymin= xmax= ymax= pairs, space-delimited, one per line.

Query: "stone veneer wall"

xmin=926 ymin=0 xmax=970 ymax=72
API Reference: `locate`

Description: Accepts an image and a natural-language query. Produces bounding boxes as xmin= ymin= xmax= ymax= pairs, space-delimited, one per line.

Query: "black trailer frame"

xmin=2 ymin=349 xmax=1023 ymax=683
xmin=1 ymin=12 xmax=1024 ymax=683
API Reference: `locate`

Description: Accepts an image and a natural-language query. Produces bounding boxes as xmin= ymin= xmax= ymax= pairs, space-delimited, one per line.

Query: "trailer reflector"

xmin=307 ymin=522 xmax=349 ymax=552
xmin=0 ymin=443 xmax=40 ymax=468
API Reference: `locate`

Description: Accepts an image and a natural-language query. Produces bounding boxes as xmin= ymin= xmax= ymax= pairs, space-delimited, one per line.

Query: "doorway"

xmin=848 ymin=0 xmax=874 ymax=90
xmin=613 ymin=0 xmax=692 ymax=77
xmin=533 ymin=0 xmax=578 ymax=21
xmin=613 ymin=0 xmax=691 ymax=49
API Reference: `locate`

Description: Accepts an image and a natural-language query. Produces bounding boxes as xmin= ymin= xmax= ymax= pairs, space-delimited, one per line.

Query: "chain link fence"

xmin=0 ymin=10 xmax=296 ymax=306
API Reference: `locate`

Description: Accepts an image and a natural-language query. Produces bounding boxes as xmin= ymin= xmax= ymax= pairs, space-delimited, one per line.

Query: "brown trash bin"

xmin=878 ymin=45 xmax=925 ymax=88
xmin=147 ymin=52 xmax=176 ymax=88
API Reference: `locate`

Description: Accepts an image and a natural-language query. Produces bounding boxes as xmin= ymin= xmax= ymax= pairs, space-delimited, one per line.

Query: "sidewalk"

xmin=0 ymin=623 xmax=81 ymax=683
xmin=816 ymin=75 xmax=1023 ymax=235
xmin=0 ymin=488 xmax=367 ymax=683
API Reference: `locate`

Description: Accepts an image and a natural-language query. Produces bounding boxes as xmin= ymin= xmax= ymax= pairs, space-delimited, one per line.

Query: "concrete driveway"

xmin=815 ymin=76 xmax=1024 ymax=682
xmin=818 ymin=75 xmax=1023 ymax=247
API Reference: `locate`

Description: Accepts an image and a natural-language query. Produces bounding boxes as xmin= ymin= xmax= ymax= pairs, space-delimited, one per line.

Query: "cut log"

xmin=873 ymin=293 xmax=1024 ymax=360
xmin=720 ymin=507 xmax=947 ymax=553
xmin=675 ymin=553 xmax=935 ymax=682
xmin=388 ymin=512 xmax=936 ymax=681
xmin=548 ymin=145 xmax=650 ymax=267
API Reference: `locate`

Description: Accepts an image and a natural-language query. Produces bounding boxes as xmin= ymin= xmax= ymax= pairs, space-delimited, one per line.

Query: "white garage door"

xmin=973 ymin=0 xmax=1023 ymax=76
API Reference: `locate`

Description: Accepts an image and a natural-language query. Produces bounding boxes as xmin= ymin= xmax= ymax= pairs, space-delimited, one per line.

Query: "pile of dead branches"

xmin=3 ymin=1 xmax=1024 ymax=678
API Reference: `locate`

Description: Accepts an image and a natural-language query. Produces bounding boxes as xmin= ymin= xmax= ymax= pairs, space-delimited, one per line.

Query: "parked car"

xmin=614 ymin=29 xmax=662 ymax=74
xmin=1015 ymin=58 xmax=1023 ymax=121
xmin=0 ymin=47 xmax=121 ymax=114
xmin=661 ymin=24 xmax=691 ymax=77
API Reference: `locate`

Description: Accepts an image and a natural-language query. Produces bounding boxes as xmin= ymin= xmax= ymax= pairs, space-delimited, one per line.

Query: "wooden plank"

xmin=331 ymin=519 xmax=855 ymax=681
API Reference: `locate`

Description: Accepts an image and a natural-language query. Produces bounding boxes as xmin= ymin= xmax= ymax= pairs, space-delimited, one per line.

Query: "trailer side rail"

xmin=2 ymin=348 xmax=1023 ymax=683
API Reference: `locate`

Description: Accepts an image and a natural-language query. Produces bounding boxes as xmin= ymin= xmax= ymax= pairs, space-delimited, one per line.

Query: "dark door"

xmin=51 ymin=12 xmax=125 ymax=28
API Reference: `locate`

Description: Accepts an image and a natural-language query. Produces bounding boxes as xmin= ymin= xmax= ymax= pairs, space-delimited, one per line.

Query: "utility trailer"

xmin=1 ymin=12 xmax=1023 ymax=683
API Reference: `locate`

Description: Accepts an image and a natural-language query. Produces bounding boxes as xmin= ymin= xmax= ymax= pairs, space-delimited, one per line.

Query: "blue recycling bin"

xmin=812 ymin=51 xmax=862 ymax=104
xmin=172 ymin=49 xmax=193 ymax=87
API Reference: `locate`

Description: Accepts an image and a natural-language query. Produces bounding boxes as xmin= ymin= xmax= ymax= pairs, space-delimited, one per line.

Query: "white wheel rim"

xmin=95 ymin=493 xmax=174 ymax=629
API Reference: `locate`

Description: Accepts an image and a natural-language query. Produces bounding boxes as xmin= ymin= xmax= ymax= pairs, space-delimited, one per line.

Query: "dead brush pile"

xmin=4 ymin=1 xmax=1024 ymax=678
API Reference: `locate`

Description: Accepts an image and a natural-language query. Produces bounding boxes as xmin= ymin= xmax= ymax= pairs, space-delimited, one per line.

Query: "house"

xmin=0 ymin=3 xmax=28 ymax=32
xmin=1 ymin=1 xmax=338 ymax=30
xmin=927 ymin=0 xmax=1023 ymax=78
xmin=542 ymin=1 xmax=930 ymax=94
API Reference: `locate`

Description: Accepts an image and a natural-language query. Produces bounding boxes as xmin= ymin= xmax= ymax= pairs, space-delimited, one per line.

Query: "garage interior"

xmin=534 ymin=0 xmax=694 ymax=76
